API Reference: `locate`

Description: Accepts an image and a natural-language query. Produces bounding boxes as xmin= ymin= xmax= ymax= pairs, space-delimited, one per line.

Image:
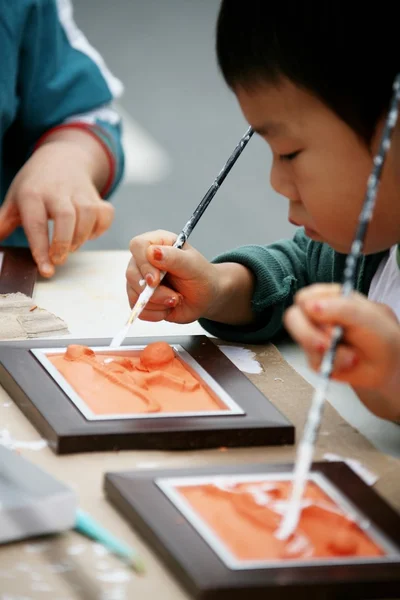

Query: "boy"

xmin=0 ymin=0 xmax=124 ymax=277
xmin=126 ymin=1 xmax=400 ymax=420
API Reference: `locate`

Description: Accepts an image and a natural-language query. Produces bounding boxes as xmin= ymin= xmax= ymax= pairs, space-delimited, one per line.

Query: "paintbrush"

xmin=75 ymin=509 xmax=145 ymax=574
xmin=110 ymin=126 xmax=254 ymax=348
xmin=276 ymin=73 xmax=400 ymax=541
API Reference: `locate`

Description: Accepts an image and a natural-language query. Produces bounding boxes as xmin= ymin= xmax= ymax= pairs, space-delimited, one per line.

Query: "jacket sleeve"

xmin=16 ymin=0 xmax=124 ymax=197
xmin=199 ymin=228 xmax=313 ymax=343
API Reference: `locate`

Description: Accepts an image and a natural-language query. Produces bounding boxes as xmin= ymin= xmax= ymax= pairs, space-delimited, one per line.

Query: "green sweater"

xmin=199 ymin=228 xmax=387 ymax=343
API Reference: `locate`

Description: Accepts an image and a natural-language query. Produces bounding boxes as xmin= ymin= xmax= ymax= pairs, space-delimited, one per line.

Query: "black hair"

xmin=216 ymin=1 xmax=400 ymax=142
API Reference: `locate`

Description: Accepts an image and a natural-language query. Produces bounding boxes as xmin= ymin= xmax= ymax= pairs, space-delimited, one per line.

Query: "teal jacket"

xmin=0 ymin=0 xmax=124 ymax=247
xmin=199 ymin=229 xmax=387 ymax=343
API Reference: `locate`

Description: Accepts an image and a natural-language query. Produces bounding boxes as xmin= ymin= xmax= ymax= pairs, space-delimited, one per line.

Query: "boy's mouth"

xmin=289 ymin=218 xmax=320 ymax=238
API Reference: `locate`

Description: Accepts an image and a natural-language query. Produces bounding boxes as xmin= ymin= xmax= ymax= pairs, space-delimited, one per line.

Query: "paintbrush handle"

xmin=174 ymin=126 xmax=254 ymax=244
xmin=110 ymin=126 xmax=254 ymax=348
xmin=75 ymin=509 xmax=145 ymax=573
xmin=140 ymin=127 xmax=254 ymax=304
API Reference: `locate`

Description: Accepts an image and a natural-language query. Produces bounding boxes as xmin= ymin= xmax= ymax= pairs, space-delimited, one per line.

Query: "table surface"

xmin=0 ymin=250 xmax=398 ymax=600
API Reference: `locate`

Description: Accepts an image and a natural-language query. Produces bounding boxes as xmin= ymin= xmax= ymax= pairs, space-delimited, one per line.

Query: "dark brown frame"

xmin=104 ymin=461 xmax=400 ymax=600
xmin=0 ymin=335 xmax=294 ymax=454
xmin=0 ymin=247 xmax=37 ymax=297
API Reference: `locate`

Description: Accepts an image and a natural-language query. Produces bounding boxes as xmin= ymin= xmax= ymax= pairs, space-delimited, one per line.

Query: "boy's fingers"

xmin=284 ymin=305 xmax=330 ymax=353
xmin=127 ymin=281 xmax=181 ymax=310
xmin=126 ymin=257 xmax=172 ymax=303
xmin=129 ymin=231 xmax=177 ymax=287
xmin=70 ymin=196 xmax=97 ymax=251
xmin=303 ymin=295 xmax=394 ymax=328
xmin=49 ymin=199 xmax=76 ymax=265
xmin=294 ymin=283 xmax=344 ymax=308
xmin=138 ymin=308 xmax=172 ymax=322
xmin=0 ymin=199 xmax=20 ymax=240
xmin=90 ymin=201 xmax=114 ymax=240
xmin=126 ymin=261 xmax=181 ymax=307
xmin=20 ymin=201 xmax=54 ymax=277
xmin=307 ymin=346 xmax=358 ymax=374
xmin=146 ymin=243 xmax=196 ymax=280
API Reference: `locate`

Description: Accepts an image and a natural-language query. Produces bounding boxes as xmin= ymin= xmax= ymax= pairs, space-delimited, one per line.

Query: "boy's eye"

xmin=279 ymin=150 xmax=300 ymax=161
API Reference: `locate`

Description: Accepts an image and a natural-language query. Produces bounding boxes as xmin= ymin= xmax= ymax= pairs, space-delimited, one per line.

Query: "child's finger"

xmin=20 ymin=200 xmax=54 ymax=277
xmin=303 ymin=295 xmax=396 ymax=328
xmin=0 ymin=198 xmax=21 ymax=241
xmin=146 ymin=242 xmax=199 ymax=281
xmin=90 ymin=201 xmax=114 ymax=240
xmin=284 ymin=305 xmax=330 ymax=353
xmin=138 ymin=308 xmax=172 ymax=322
xmin=48 ymin=199 xmax=76 ymax=265
xmin=294 ymin=283 xmax=343 ymax=307
xmin=126 ymin=257 xmax=180 ymax=305
xmin=70 ymin=196 xmax=97 ymax=251
xmin=129 ymin=231 xmax=177 ymax=287
xmin=126 ymin=278 xmax=180 ymax=309
xmin=307 ymin=345 xmax=358 ymax=374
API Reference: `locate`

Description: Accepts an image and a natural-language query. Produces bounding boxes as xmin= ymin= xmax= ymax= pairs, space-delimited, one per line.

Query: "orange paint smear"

xmin=49 ymin=343 xmax=226 ymax=416
xmin=178 ymin=480 xmax=384 ymax=561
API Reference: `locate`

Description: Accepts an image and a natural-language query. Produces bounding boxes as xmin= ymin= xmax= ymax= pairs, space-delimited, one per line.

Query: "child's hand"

xmin=0 ymin=138 xmax=114 ymax=277
xmin=284 ymin=283 xmax=400 ymax=391
xmin=126 ymin=230 xmax=222 ymax=324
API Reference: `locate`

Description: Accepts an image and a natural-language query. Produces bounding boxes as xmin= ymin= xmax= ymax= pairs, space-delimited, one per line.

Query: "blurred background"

xmin=76 ymin=0 xmax=296 ymax=258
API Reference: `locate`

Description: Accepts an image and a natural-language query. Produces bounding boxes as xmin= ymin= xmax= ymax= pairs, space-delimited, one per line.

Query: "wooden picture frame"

xmin=0 ymin=335 xmax=294 ymax=454
xmin=0 ymin=247 xmax=37 ymax=297
xmin=104 ymin=461 xmax=400 ymax=599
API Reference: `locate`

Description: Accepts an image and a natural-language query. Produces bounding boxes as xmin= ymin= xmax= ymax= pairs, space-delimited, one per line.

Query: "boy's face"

xmin=235 ymin=79 xmax=400 ymax=254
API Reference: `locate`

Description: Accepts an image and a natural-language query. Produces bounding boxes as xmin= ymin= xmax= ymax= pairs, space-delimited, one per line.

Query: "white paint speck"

xmin=47 ymin=562 xmax=73 ymax=574
xmin=24 ymin=543 xmax=51 ymax=554
xmin=135 ymin=461 xmax=160 ymax=469
xmin=31 ymin=582 xmax=53 ymax=592
xmin=0 ymin=429 xmax=47 ymax=451
xmin=92 ymin=543 xmax=109 ymax=557
xmin=16 ymin=562 xmax=34 ymax=572
xmin=100 ymin=588 xmax=127 ymax=600
xmin=219 ymin=346 xmax=262 ymax=374
xmin=66 ymin=544 xmax=86 ymax=556
xmin=96 ymin=570 xmax=131 ymax=584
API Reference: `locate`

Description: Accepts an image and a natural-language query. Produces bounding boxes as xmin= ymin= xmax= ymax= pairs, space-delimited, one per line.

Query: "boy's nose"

xmin=270 ymin=163 xmax=300 ymax=203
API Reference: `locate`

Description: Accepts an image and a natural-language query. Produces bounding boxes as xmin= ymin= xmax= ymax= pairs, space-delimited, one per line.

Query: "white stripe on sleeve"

xmin=55 ymin=0 xmax=124 ymax=99
xmin=63 ymin=105 xmax=121 ymax=126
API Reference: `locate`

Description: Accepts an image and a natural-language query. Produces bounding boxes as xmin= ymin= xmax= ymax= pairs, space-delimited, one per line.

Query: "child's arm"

xmin=0 ymin=0 xmax=124 ymax=276
xmin=284 ymin=283 xmax=400 ymax=421
xmin=126 ymin=228 xmax=317 ymax=340
xmin=126 ymin=230 xmax=256 ymax=326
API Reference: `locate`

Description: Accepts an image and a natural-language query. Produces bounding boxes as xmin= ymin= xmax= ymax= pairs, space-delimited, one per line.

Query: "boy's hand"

xmin=284 ymin=283 xmax=400 ymax=391
xmin=126 ymin=230 xmax=221 ymax=324
xmin=0 ymin=134 xmax=114 ymax=277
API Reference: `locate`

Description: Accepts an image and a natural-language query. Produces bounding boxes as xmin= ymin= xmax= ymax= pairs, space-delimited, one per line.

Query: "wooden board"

xmin=105 ymin=461 xmax=400 ymax=600
xmin=0 ymin=335 xmax=294 ymax=454
xmin=0 ymin=247 xmax=37 ymax=297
